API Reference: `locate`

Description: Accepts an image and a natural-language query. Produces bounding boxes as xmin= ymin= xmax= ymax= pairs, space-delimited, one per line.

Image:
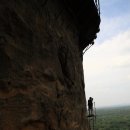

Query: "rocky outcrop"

xmin=0 ymin=0 xmax=100 ymax=130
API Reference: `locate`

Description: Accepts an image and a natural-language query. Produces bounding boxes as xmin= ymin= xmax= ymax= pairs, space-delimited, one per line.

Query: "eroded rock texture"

xmin=0 ymin=0 xmax=100 ymax=130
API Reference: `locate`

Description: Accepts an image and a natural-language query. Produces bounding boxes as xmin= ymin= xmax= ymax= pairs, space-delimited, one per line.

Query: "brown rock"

xmin=0 ymin=0 xmax=100 ymax=130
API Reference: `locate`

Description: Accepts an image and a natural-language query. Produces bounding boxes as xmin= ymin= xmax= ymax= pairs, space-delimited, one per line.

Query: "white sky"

xmin=83 ymin=0 xmax=130 ymax=108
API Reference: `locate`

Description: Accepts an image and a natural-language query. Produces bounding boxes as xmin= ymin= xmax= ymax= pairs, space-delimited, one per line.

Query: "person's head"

xmin=89 ymin=97 xmax=93 ymax=100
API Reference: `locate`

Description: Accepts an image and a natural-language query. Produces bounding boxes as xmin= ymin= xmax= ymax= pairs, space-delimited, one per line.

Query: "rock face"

xmin=0 ymin=0 xmax=100 ymax=130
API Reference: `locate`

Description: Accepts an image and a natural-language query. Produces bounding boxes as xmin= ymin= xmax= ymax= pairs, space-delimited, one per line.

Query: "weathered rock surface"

xmin=0 ymin=0 xmax=100 ymax=130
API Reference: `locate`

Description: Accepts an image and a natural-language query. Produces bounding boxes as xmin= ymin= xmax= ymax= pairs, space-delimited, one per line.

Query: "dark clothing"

xmin=88 ymin=100 xmax=93 ymax=109
xmin=88 ymin=97 xmax=93 ymax=115
xmin=88 ymin=97 xmax=93 ymax=110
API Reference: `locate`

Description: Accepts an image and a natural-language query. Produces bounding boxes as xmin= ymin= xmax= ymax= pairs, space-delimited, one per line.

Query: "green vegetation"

xmin=95 ymin=106 xmax=130 ymax=130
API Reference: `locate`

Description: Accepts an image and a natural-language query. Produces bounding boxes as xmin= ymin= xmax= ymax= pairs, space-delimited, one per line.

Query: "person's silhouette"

xmin=88 ymin=97 xmax=93 ymax=115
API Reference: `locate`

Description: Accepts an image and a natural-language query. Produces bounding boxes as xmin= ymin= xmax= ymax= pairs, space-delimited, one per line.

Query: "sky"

xmin=83 ymin=0 xmax=130 ymax=108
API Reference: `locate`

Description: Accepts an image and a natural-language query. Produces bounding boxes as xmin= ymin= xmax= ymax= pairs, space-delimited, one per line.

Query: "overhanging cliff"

xmin=63 ymin=0 xmax=100 ymax=50
xmin=0 ymin=0 xmax=100 ymax=130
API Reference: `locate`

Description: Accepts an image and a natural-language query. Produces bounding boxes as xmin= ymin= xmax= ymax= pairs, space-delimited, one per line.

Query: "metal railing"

xmin=94 ymin=0 xmax=100 ymax=15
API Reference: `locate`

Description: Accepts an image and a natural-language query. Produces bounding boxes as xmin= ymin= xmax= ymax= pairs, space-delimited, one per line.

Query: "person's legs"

xmin=88 ymin=109 xmax=90 ymax=115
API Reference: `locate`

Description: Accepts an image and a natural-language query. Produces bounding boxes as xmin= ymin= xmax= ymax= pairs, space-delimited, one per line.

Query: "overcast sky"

xmin=83 ymin=0 xmax=130 ymax=108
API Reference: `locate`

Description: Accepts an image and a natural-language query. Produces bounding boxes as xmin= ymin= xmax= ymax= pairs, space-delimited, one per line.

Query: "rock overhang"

xmin=63 ymin=0 xmax=101 ymax=50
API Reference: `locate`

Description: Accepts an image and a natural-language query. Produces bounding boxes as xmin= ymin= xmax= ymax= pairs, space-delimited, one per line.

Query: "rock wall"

xmin=0 ymin=0 xmax=100 ymax=130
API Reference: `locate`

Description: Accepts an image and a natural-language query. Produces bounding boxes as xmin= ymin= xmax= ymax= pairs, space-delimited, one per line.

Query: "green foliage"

xmin=95 ymin=106 xmax=130 ymax=130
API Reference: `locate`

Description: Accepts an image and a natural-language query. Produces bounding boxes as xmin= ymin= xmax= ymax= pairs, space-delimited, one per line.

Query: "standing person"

xmin=88 ymin=97 xmax=93 ymax=115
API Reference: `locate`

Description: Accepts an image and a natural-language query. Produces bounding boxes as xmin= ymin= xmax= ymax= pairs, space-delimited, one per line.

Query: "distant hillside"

xmin=95 ymin=106 xmax=130 ymax=130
